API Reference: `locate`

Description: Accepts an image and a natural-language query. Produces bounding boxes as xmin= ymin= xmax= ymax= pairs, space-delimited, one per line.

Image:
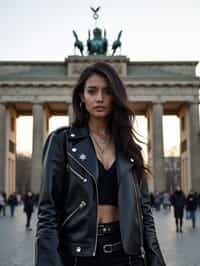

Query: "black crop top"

xmin=97 ymin=159 xmax=118 ymax=206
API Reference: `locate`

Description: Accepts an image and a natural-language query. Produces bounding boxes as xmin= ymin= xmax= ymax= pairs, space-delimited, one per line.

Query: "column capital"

xmin=0 ymin=102 xmax=9 ymax=108
xmin=151 ymin=100 xmax=165 ymax=105
xmin=31 ymin=101 xmax=45 ymax=105
xmin=0 ymin=102 xmax=6 ymax=107
xmin=189 ymin=100 xmax=200 ymax=105
xmin=146 ymin=101 xmax=164 ymax=116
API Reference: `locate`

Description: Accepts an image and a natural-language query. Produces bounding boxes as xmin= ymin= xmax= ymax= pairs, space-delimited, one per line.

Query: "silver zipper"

xmin=73 ymin=256 xmax=78 ymax=266
xmin=132 ymin=177 xmax=146 ymax=264
xmin=69 ymin=166 xmax=88 ymax=182
xmin=60 ymin=200 xmax=86 ymax=229
xmin=67 ymin=152 xmax=99 ymax=256
xmin=135 ymin=178 xmax=165 ymax=266
xmin=93 ymin=179 xmax=99 ymax=256
xmin=138 ymin=182 xmax=164 ymax=264
xmin=68 ymin=152 xmax=95 ymax=180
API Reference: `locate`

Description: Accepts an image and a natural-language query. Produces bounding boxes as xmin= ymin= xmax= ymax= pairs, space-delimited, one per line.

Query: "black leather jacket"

xmin=35 ymin=126 xmax=166 ymax=266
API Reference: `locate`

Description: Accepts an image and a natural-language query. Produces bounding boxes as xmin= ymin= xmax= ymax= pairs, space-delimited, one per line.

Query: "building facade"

xmin=0 ymin=56 xmax=199 ymax=195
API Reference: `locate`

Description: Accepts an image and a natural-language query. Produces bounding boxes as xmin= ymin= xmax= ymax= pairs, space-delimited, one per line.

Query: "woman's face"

xmin=80 ymin=74 xmax=113 ymax=120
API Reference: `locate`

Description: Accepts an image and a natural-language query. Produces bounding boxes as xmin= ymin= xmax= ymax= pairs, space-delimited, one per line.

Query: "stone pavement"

xmin=0 ymin=205 xmax=200 ymax=266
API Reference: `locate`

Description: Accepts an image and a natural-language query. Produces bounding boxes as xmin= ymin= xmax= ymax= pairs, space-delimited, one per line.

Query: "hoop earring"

xmin=80 ymin=101 xmax=83 ymax=109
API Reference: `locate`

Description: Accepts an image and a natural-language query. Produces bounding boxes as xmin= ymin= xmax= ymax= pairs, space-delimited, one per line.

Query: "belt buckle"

xmin=103 ymin=244 xmax=113 ymax=253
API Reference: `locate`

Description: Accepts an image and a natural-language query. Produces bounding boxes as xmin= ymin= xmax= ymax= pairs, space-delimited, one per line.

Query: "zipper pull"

xmin=140 ymin=246 xmax=146 ymax=258
xmin=80 ymin=200 xmax=87 ymax=208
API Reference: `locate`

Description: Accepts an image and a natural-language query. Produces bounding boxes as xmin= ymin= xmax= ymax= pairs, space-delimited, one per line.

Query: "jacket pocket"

xmin=60 ymin=201 xmax=87 ymax=230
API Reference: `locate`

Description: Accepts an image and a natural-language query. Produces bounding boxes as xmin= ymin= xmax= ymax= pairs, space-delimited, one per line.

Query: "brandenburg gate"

xmin=0 ymin=56 xmax=200 ymax=195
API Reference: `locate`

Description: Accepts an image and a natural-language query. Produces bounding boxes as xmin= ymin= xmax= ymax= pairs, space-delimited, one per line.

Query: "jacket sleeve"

xmin=140 ymin=177 xmax=166 ymax=266
xmin=35 ymin=130 xmax=67 ymax=266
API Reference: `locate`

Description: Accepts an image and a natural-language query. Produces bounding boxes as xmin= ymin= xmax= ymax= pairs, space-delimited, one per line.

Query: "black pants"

xmin=175 ymin=217 xmax=183 ymax=230
xmin=60 ymin=221 xmax=144 ymax=266
xmin=26 ymin=211 xmax=32 ymax=228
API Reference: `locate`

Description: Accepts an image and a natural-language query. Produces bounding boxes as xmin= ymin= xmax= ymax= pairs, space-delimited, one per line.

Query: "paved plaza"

xmin=0 ymin=205 xmax=200 ymax=266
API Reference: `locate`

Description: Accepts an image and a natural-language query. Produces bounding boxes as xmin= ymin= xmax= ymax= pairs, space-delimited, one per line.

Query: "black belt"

xmin=98 ymin=221 xmax=120 ymax=235
xmin=102 ymin=241 xmax=123 ymax=253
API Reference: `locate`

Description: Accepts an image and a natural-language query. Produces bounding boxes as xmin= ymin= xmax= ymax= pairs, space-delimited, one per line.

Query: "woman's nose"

xmin=96 ymin=92 xmax=103 ymax=101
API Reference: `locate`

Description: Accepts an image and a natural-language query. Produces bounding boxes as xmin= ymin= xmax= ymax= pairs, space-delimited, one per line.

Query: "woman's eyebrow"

xmin=86 ymin=85 xmax=109 ymax=90
xmin=86 ymin=85 xmax=97 ymax=89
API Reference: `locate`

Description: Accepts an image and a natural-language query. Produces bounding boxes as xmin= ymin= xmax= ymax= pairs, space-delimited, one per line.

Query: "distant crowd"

xmin=0 ymin=191 xmax=39 ymax=230
xmin=150 ymin=187 xmax=200 ymax=232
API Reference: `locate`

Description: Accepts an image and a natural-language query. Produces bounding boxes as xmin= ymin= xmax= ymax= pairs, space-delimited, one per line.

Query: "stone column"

xmin=68 ymin=103 xmax=74 ymax=125
xmin=180 ymin=103 xmax=200 ymax=193
xmin=7 ymin=106 xmax=17 ymax=195
xmin=0 ymin=104 xmax=9 ymax=193
xmin=179 ymin=106 xmax=189 ymax=193
xmin=31 ymin=103 xmax=49 ymax=193
xmin=147 ymin=103 xmax=166 ymax=192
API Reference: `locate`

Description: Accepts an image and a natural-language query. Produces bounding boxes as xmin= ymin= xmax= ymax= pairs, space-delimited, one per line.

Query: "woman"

xmin=36 ymin=62 xmax=166 ymax=266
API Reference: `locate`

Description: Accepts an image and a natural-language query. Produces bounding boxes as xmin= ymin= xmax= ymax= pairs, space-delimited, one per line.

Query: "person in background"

xmin=7 ymin=192 xmax=18 ymax=217
xmin=23 ymin=191 xmax=35 ymax=230
xmin=197 ymin=192 xmax=200 ymax=210
xmin=186 ymin=190 xmax=197 ymax=229
xmin=150 ymin=192 xmax=155 ymax=208
xmin=162 ymin=191 xmax=171 ymax=211
xmin=171 ymin=186 xmax=185 ymax=233
xmin=34 ymin=193 xmax=39 ymax=207
xmin=16 ymin=193 xmax=22 ymax=205
xmin=0 ymin=191 xmax=5 ymax=216
xmin=2 ymin=191 xmax=7 ymax=216
xmin=154 ymin=192 xmax=162 ymax=211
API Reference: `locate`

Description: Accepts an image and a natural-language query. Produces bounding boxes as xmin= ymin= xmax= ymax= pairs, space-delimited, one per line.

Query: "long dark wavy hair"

xmin=72 ymin=62 xmax=147 ymax=181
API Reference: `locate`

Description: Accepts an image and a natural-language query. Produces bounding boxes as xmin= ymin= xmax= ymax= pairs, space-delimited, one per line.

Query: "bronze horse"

xmin=112 ymin=30 xmax=122 ymax=55
xmin=72 ymin=30 xmax=84 ymax=56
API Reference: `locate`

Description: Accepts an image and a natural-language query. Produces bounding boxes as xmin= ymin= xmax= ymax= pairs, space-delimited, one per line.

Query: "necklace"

xmin=90 ymin=132 xmax=111 ymax=155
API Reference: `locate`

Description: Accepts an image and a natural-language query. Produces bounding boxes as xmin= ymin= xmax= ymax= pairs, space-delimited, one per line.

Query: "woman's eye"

xmin=87 ymin=89 xmax=96 ymax=94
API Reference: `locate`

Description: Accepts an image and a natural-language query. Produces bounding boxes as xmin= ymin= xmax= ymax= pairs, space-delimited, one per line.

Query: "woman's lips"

xmin=94 ymin=106 xmax=105 ymax=110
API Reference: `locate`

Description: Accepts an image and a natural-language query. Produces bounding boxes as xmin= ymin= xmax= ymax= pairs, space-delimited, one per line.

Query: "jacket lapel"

xmin=67 ymin=127 xmax=99 ymax=182
xmin=116 ymin=148 xmax=135 ymax=185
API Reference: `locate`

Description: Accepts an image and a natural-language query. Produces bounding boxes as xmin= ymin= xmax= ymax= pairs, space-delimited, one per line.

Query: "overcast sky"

xmin=0 ymin=0 xmax=200 ymax=62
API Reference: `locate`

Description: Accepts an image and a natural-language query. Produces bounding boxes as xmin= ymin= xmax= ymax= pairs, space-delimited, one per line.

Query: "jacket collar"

xmin=67 ymin=126 xmax=135 ymax=183
xmin=68 ymin=126 xmax=89 ymax=140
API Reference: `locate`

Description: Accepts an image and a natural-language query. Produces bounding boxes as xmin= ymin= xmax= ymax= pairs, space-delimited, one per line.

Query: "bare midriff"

xmin=97 ymin=205 xmax=119 ymax=223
